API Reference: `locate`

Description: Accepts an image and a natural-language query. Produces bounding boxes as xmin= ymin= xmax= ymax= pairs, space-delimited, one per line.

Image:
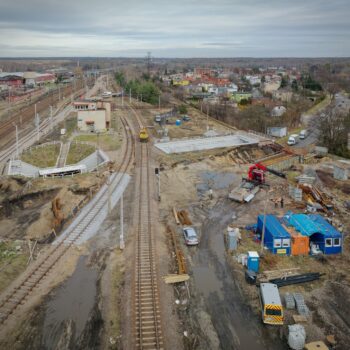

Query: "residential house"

xmin=271 ymin=106 xmax=287 ymax=117
xmin=273 ymin=88 xmax=293 ymax=103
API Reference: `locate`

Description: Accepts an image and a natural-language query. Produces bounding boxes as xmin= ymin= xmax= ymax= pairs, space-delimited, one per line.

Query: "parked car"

xmin=182 ymin=226 xmax=199 ymax=246
xmin=287 ymin=134 xmax=299 ymax=146
xmin=182 ymin=115 xmax=191 ymax=121
xmin=299 ymin=129 xmax=308 ymax=139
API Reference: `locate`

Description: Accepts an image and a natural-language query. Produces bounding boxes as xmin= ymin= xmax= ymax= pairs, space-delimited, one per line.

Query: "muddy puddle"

xmin=42 ymin=256 xmax=98 ymax=349
xmin=190 ymin=199 xmax=286 ymax=349
xmin=196 ymin=171 xmax=238 ymax=196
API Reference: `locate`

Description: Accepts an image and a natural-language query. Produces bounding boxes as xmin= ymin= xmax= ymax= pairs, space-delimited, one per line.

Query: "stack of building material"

xmin=177 ymin=210 xmax=192 ymax=225
xmin=297 ymin=175 xmax=315 ymax=185
xmin=293 ymin=293 xmax=310 ymax=316
xmin=289 ymin=185 xmax=303 ymax=202
xmin=288 ymin=324 xmax=306 ymax=350
xmin=284 ymin=292 xmax=296 ymax=309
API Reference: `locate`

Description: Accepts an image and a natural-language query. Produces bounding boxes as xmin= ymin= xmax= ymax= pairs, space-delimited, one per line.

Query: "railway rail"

xmin=0 ymin=84 xmax=83 ymax=152
xmin=0 ymin=115 xmax=134 ymax=325
xmin=128 ymin=105 xmax=164 ymax=349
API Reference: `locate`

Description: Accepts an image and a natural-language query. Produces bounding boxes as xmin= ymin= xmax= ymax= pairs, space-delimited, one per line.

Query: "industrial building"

xmin=74 ymin=100 xmax=111 ymax=132
xmin=333 ymin=160 xmax=350 ymax=181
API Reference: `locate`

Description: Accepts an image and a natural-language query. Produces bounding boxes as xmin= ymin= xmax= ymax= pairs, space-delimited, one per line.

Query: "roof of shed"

xmin=258 ymin=214 xmax=290 ymax=238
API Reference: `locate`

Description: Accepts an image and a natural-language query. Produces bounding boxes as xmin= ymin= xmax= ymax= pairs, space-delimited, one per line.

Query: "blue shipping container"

xmin=257 ymin=215 xmax=291 ymax=255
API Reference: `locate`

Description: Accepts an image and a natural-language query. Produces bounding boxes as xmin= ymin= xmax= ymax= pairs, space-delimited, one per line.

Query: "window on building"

xmin=282 ymin=239 xmax=290 ymax=247
xmin=333 ymin=238 xmax=341 ymax=247
xmin=325 ymin=238 xmax=332 ymax=247
xmin=273 ymin=239 xmax=282 ymax=248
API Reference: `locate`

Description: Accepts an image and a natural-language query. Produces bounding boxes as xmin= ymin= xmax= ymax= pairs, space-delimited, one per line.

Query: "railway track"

xmin=0 ymin=104 xmax=74 ymax=166
xmin=128 ymin=105 xmax=164 ymax=349
xmin=0 ymin=115 xmax=134 ymax=325
xmin=0 ymin=84 xmax=83 ymax=151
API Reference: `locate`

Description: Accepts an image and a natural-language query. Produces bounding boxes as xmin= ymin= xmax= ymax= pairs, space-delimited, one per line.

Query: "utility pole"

xmin=122 ymin=90 xmax=124 ymax=107
xmin=158 ymin=94 xmax=161 ymax=110
xmin=107 ymin=174 xmax=112 ymax=214
xmin=120 ymin=193 xmax=125 ymax=250
xmin=13 ymin=123 xmax=19 ymax=159
xmin=35 ymin=113 xmax=40 ymax=141
xmin=260 ymin=188 xmax=271 ymax=254
xmin=155 ymin=167 xmax=160 ymax=201
xmin=129 ymin=89 xmax=131 ymax=103
xmin=50 ymin=105 xmax=53 ymax=131
xmin=206 ymin=104 xmax=209 ymax=131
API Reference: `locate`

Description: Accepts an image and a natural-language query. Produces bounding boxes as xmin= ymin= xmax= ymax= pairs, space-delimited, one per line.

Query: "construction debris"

xmin=177 ymin=210 xmax=192 ymax=225
xmin=258 ymin=268 xmax=300 ymax=283
xmin=270 ymin=272 xmax=322 ymax=287
xmin=163 ymin=274 xmax=190 ymax=284
xmin=52 ymin=197 xmax=64 ymax=228
xmin=292 ymin=315 xmax=308 ymax=323
xmin=172 ymin=207 xmax=180 ymax=225
xmin=304 ymin=341 xmax=329 ymax=350
xmin=169 ymin=226 xmax=187 ymax=275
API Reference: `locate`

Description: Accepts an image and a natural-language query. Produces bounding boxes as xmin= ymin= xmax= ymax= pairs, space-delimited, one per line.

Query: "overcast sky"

xmin=0 ymin=0 xmax=349 ymax=57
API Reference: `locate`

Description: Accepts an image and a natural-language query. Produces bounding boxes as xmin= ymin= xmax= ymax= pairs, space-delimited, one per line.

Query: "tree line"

xmin=115 ymin=72 xmax=160 ymax=105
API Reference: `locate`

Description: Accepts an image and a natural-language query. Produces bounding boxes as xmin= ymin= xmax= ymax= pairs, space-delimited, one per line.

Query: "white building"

xmin=271 ymin=106 xmax=287 ymax=117
xmin=74 ymin=100 xmax=111 ymax=132
xmin=245 ymin=75 xmax=261 ymax=86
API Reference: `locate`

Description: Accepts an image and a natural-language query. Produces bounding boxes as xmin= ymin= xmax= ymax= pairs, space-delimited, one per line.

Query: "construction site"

xmin=0 ymin=72 xmax=349 ymax=350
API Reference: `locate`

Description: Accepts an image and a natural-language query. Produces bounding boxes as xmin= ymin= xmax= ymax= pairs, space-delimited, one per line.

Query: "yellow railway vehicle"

xmin=139 ymin=127 xmax=149 ymax=142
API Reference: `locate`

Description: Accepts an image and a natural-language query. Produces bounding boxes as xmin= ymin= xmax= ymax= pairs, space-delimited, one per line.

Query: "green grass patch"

xmin=74 ymin=133 xmax=121 ymax=151
xmin=21 ymin=143 xmax=60 ymax=168
xmin=305 ymin=94 xmax=331 ymax=116
xmin=66 ymin=142 xmax=96 ymax=165
xmin=0 ymin=242 xmax=28 ymax=293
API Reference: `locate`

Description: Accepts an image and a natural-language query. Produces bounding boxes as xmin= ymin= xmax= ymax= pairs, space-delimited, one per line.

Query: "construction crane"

xmin=247 ymin=163 xmax=286 ymax=184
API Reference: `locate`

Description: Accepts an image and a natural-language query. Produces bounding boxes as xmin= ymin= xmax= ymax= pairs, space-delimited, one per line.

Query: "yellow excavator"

xmin=139 ymin=127 xmax=149 ymax=142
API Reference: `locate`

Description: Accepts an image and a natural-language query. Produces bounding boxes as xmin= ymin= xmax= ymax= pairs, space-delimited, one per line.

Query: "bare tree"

xmin=318 ymin=111 xmax=350 ymax=156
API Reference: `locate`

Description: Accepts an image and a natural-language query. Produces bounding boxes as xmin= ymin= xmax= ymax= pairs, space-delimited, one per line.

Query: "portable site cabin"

xmin=257 ymin=215 xmax=291 ymax=255
xmin=281 ymin=219 xmax=309 ymax=256
xmin=308 ymin=214 xmax=342 ymax=254
xmin=283 ymin=212 xmax=342 ymax=255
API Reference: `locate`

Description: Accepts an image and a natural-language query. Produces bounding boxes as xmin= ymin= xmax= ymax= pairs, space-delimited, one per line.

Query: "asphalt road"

xmin=294 ymin=92 xmax=350 ymax=149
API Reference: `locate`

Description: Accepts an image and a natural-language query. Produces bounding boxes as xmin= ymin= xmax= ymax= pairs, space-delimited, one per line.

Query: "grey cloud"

xmin=0 ymin=0 xmax=349 ymax=57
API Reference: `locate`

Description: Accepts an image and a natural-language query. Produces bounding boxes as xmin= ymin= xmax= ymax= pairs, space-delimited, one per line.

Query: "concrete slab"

xmin=154 ymin=134 xmax=259 ymax=154
xmin=53 ymin=172 xmax=131 ymax=246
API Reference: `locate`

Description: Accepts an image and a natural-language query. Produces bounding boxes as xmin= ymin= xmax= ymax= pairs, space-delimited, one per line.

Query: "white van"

xmin=299 ymin=130 xmax=308 ymax=139
xmin=287 ymin=134 xmax=299 ymax=146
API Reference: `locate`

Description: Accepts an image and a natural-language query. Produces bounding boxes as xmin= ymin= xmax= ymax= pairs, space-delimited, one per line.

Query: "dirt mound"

xmin=309 ymin=281 xmax=350 ymax=348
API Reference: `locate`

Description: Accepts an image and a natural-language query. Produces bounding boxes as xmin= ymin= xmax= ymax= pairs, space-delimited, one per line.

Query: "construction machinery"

xmin=229 ymin=163 xmax=286 ymax=203
xmin=247 ymin=163 xmax=286 ymax=184
xmin=139 ymin=127 xmax=149 ymax=142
